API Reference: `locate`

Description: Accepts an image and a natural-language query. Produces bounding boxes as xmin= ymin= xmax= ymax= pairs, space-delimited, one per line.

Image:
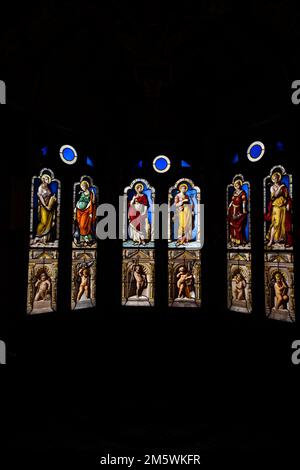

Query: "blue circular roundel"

xmin=60 ymin=145 xmax=78 ymax=165
xmin=153 ymin=155 xmax=171 ymax=173
xmin=247 ymin=141 xmax=265 ymax=162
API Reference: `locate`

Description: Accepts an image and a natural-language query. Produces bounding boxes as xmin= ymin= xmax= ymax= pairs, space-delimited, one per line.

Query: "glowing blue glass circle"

xmin=153 ymin=155 xmax=171 ymax=173
xmin=250 ymin=145 xmax=262 ymax=158
xmin=60 ymin=145 xmax=78 ymax=165
xmin=156 ymin=158 xmax=168 ymax=170
xmin=63 ymin=147 xmax=75 ymax=161
xmin=247 ymin=141 xmax=265 ymax=162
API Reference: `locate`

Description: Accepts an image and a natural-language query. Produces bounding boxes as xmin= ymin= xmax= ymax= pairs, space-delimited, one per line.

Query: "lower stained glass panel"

xmin=265 ymin=252 xmax=295 ymax=322
xmin=71 ymin=250 xmax=97 ymax=310
xmin=27 ymin=249 xmax=58 ymax=314
xmin=227 ymin=252 xmax=252 ymax=314
xmin=168 ymin=250 xmax=201 ymax=307
xmin=122 ymin=249 xmax=155 ymax=306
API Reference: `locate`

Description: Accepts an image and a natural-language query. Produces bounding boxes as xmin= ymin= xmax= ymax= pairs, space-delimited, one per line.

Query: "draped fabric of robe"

xmin=128 ymin=194 xmax=149 ymax=242
xmin=76 ymin=191 xmax=96 ymax=237
xmin=37 ymin=186 xmax=56 ymax=239
xmin=265 ymin=184 xmax=293 ymax=246
xmin=228 ymin=189 xmax=247 ymax=245
xmin=175 ymin=193 xmax=193 ymax=242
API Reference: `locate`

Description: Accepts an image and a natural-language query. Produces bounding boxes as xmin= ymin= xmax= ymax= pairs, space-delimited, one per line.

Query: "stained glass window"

xmin=27 ymin=168 xmax=60 ymax=314
xmin=122 ymin=179 xmax=155 ymax=306
xmin=71 ymin=176 xmax=98 ymax=310
xmin=227 ymin=174 xmax=252 ymax=313
xmin=168 ymin=178 xmax=202 ymax=307
xmin=264 ymin=166 xmax=295 ymax=321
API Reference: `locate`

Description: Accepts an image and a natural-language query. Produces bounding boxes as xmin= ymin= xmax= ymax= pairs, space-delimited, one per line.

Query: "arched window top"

xmin=168 ymin=178 xmax=200 ymax=198
xmin=123 ymin=178 xmax=155 ymax=196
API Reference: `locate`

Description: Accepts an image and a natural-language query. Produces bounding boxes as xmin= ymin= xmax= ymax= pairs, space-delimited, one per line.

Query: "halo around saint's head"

xmin=271 ymin=171 xmax=282 ymax=182
xmin=135 ymin=182 xmax=144 ymax=192
xmin=40 ymin=169 xmax=53 ymax=184
xmin=233 ymin=174 xmax=244 ymax=187
xmin=178 ymin=183 xmax=188 ymax=192
xmin=79 ymin=175 xmax=92 ymax=190
xmin=80 ymin=180 xmax=90 ymax=190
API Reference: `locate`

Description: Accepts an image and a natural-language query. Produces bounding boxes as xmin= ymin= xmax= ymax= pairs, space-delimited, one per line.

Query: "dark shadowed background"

xmin=1 ymin=1 xmax=300 ymax=466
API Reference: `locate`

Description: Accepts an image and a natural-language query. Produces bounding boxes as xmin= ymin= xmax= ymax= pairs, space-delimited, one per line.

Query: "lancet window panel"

xmin=122 ymin=249 xmax=155 ymax=307
xmin=264 ymin=166 xmax=295 ymax=322
xmin=168 ymin=249 xmax=201 ymax=308
xmin=226 ymin=174 xmax=252 ymax=315
xmin=71 ymin=175 xmax=98 ymax=310
xmin=27 ymin=168 xmax=61 ymax=315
